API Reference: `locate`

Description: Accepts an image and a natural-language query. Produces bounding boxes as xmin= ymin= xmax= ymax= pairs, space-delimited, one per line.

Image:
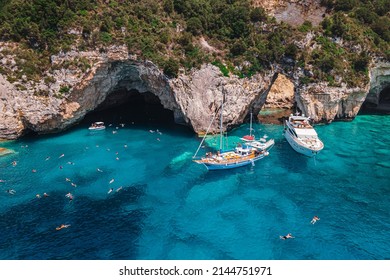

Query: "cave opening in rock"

xmin=82 ymin=89 xmax=175 ymax=127
xmin=379 ymin=85 xmax=390 ymax=105
xmin=360 ymin=85 xmax=390 ymax=114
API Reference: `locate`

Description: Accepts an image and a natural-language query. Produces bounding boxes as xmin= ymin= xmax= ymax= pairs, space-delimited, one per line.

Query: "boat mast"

xmin=219 ymin=91 xmax=225 ymax=151
xmin=192 ymin=110 xmax=219 ymax=159
xmin=249 ymin=110 xmax=253 ymax=138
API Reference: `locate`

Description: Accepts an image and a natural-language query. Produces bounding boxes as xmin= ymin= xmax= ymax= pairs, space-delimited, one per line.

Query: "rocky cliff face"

xmin=1 ymin=41 xmax=389 ymax=139
xmin=366 ymin=61 xmax=390 ymax=106
xmin=0 ymin=44 xmax=274 ymax=139
xmin=263 ymin=73 xmax=294 ymax=109
xmin=295 ymin=82 xmax=369 ymax=122
xmin=1 ymin=41 xmax=389 ymax=140
xmin=254 ymin=0 xmax=326 ymax=26
xmin=171 ymin=65 xmax=273 ymax=134
xmin=292 ymin=59 xmax=390 ymax=122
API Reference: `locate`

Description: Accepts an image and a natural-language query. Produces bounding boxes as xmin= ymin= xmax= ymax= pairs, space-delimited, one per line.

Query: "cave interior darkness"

xmin=82 ymin=89 xmax=176 ymax=127
xmin=360 ymin=85 xmax=390 ymax=114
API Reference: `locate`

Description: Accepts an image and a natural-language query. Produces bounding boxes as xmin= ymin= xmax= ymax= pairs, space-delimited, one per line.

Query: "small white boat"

xmin=89 ymin=122 xmax=106 ymax=131
xmin=283 ymin=113 xmax=324 ymax=157
xmin=241 ymin=111 xmax=275 ymax=151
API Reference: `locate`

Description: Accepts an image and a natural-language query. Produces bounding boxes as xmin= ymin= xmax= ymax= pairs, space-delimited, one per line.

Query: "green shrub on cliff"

xmin=0 ymin=0 xmax=387 ymax=88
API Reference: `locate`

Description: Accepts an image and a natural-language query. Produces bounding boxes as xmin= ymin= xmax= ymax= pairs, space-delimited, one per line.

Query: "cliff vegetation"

xmin=0 ymin=0 xmax=389 ymax=89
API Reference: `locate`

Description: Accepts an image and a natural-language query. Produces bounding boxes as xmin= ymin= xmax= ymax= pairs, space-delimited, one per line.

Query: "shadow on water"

xmin=275 ymin=138 xmax=310 ymax=171
xmin=0 ymin=184 xmax=147 ymax=260
xmin=15 ymin=90 xmax=194 ymax=143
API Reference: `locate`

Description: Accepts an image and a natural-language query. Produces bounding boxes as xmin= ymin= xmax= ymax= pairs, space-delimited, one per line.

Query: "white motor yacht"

xmin=283 ymin=114 xmax=324 ymax=157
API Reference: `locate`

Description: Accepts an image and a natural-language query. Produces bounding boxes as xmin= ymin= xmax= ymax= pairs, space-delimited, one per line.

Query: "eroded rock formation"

xmin=1 ymin=42 xmax=389 ymax=139
xmin=366 ymin=62 xmax=390 ymax=106
xmin=263 ymin=73 xmax=295 ymax=109
xmin=295 ymin=82 xmax=368 ymax=122
xmin=0 ymin=44 xmax=274 ymax=139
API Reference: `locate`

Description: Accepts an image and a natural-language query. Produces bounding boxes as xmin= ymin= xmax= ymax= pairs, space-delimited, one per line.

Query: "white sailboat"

xmin=241 ymin=111 xmax=275 ymax=151
xmin=193 ymin=95 xmax=270 ymax=171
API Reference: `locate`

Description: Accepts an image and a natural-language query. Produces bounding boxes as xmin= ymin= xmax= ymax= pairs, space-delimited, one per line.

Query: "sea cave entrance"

xmin=83 ymin=88 xmax=175 ymax=127
xmin=360 ymin=85 xmax=390 ymax=114
xmin=379 ymin=85 xmax=390 ymax=107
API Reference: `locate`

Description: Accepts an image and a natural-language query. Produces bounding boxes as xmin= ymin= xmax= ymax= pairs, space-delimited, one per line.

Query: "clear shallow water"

xmin=0 ymin=115 xmax=389 ymax=260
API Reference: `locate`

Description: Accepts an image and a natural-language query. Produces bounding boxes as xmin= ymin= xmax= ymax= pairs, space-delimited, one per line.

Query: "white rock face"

xmin=0 ymin=42 xmax=388 ymax=140
xmin=171 ymin=64 xmax=273 ymax=134
xmin=296 ymin=82 xmax=368 ymax=122
xmin=0 ymin=44 xmax=273 ymax=139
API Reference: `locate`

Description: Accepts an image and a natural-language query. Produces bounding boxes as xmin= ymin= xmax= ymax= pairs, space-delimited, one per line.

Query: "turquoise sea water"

xmin=0 ymin=113 xmax=389 ymax=260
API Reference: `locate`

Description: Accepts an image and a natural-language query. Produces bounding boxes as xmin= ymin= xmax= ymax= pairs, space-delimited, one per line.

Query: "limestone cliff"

xmin=292 ymin=59 xmax=390 ymax=122
xmin=0 ymin=44 xmax=273 ymax=139
xmin=295 ymin=82 xmax=369 ymax=122
xmin=366 ymin=61 xmax=390 ymax=106
xmin=263 ymin=74 xmax=294 ymax=109
xmin=1 ymin=40 xmax=389 ymax=139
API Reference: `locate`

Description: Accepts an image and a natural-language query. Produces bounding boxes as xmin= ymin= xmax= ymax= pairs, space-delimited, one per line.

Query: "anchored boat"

xmin=193 ymin=94 xmax=272 ymax=171
xmin=283 ymin=113 xmax=324 ymax=157
xmin=88 ymin=122 xmax=106 ymax=131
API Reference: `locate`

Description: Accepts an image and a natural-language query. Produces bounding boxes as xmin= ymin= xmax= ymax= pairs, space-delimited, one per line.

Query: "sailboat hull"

xmin=195 ymin=153 xmax=268 ymax=171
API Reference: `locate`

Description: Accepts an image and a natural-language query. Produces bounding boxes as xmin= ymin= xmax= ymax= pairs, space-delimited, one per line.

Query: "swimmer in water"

xmin=280 ymin=233 xmax=294 ymax=240
xmin=56 ymin=224 xmax=71 ymax=231
xmin=65 ymin=192 xmax=73 ymax=201
xmin=310 ymin=216 xmax=320 ymax=224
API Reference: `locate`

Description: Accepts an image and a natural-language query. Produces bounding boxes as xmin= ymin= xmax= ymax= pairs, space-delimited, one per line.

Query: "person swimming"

xmin=280 ymin=233 xmax=294 ymax=240
xmin=311 ymin=216 xmax=320 ymax=224
xmin=56 ymin=224 xmax=70 ymax=231
xmin=65 ymin=192 xmax=73 ymax=201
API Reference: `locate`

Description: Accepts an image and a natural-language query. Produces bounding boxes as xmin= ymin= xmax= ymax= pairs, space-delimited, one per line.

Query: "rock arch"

xmin=69 ymin=60 xmax=185 ymax=125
